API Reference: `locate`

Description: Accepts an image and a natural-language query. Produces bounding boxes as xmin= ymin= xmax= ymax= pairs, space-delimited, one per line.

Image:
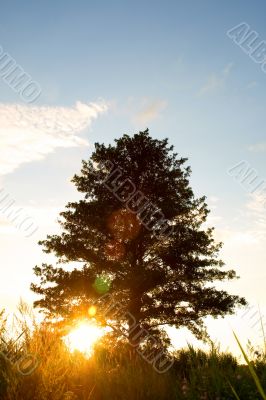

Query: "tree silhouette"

xmin=31 ymin=130 xmax=246 ymax=344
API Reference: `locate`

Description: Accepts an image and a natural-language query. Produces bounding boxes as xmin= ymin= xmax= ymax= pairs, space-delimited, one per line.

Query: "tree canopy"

xmin=31 ymin=129 xmax=246 ymax=344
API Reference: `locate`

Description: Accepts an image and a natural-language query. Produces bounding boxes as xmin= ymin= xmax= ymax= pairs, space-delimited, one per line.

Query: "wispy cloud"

xmin=133 ymin=99 xmax=167 ymax=125
xmin=0 ymin=101 xmax=108 ymax=175
xmin=246 ymin=193 xmax=266 ymax=214
xmin=244 ymin=193 xmax=266 ymax=241
xmin=198 ymin=63 xmax=233 ymax=96
xmin=204 ymin=193 xmax=266 ymax=246
xmin=248 ymin=142 xmax=266 ymax=152
xmin=216 ymin=193 xmax=266 ymax=245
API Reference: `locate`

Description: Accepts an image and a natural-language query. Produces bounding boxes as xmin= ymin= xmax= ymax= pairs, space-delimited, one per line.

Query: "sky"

xmin=0 ymin=0 xmax=266 ymax=357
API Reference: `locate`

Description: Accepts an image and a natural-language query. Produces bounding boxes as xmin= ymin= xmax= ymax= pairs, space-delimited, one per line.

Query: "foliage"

xmin=31 ymin=130 xmax=246 ymax=343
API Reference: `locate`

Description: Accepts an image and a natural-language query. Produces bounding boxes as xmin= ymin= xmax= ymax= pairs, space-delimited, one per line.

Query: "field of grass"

xmin=1 ymin=309 xmax=266 ymax=400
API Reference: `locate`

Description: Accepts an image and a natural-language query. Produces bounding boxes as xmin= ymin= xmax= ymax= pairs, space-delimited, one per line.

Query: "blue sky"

xmin=0 ymin=0 xmax=266 ymax=354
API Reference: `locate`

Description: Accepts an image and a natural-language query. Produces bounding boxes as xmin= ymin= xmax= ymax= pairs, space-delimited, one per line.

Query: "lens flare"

xmin=88 ymin=305 xmax=97 ymax=317
xmin=65 ymin=321 xmax=103 ymax=356
xmin=104 ymin=239 xmax=125 ymax=260
xmin=107 ymin=209 xmax=141 ymax=241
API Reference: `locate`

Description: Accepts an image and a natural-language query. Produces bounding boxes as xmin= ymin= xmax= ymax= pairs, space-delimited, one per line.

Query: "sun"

xmin=65 ymin=321 xmax=104 ymax=356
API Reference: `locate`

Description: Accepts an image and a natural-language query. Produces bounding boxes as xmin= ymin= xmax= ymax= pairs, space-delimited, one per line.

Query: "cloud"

xmin=215 ymin=227 xmax=259 ymax=245
xmin=198 ymin=63 xmax=233 ymax=96
xmin=246 ymin=193 xmax=266 ymax=213
xmin=248 ymin=142 xmax=266 ymax=152
xmin=0 ymin=101 xmax=108 ymax=175
xmin=133 ymin=99 xmax=167 ymax=125
xmin=204 ymin=192 xmax=266 ymax=246
xmin=243 ymin=194 xmax=266 ymax=242
xmin=217 ymin=194 xmax=266 ymax=245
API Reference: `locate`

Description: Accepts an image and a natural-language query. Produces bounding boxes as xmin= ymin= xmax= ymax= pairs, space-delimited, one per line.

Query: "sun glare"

xmin=65 ymin=321 xmax=104 ymax=356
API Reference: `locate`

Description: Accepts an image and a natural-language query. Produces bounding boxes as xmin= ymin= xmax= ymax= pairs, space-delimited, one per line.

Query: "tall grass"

xmin=1 ymin=306 xmax=266 ymax=400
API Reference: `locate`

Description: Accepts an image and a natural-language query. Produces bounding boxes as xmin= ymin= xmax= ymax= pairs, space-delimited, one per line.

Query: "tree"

xmin=31 ymin=129 xmax=246 ymax=345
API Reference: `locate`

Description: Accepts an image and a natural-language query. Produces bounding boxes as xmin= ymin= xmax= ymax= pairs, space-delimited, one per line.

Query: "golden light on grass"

xmin=65 ymin=321 xmax=104 ymax=356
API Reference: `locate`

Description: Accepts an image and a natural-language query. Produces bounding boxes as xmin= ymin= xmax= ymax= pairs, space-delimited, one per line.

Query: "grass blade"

xmin=233 ymin=331 xmax=266 ymax=400
xmin=228 ymin=380 xmax=241 ymax=400
xmin=258 ymin=305 xmax=266 ymax=356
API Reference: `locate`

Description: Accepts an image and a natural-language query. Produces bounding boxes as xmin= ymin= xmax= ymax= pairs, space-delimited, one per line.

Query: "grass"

xmin=233 ymin=331 xmax=266 ymax=400
xmin=1 ymin=307 xmax=266 ymax=399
